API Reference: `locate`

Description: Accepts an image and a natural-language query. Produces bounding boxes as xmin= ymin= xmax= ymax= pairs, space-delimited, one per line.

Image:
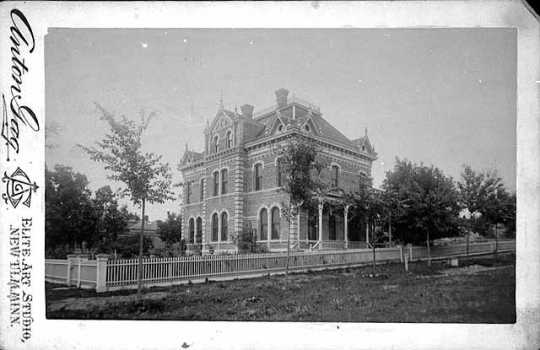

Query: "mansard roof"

xmin=253 ymin=98 xmax=363 ymax=152
xmin=180 ymin=89 xmax=376 ymax=169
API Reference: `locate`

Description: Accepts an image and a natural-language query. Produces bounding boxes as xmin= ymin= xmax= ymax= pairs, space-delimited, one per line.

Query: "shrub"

xmin=97 ymin=235 xmax=152 ymax=258
xmin=236 ymin=227 xmax=258 ymax=253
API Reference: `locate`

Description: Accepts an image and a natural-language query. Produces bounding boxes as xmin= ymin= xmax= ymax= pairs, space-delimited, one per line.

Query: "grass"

xmin=46 ymin=253 xmax=515 ymax=323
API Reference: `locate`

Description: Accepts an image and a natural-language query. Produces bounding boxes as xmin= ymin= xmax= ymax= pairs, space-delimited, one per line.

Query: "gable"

xmin=180 ymin=150 xmax=203 ymax=166
xmin=210 ymin=111 xmax=234 ymax=134
xmin=267 ymin=113 xmax=290 ymax=136
xmin=299 ymin=115 xmax=319 ymax=136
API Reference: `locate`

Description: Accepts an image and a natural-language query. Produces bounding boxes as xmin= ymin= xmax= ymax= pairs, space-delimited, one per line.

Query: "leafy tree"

xmin=457 ymin=165 xmax=515 ymax=237
xmin=347 ymin=175 xmax=387 ymax=274
xmin=93 ymin=186 xmax=129 ymax=243
xmin=278 ymin=139 xmax=329 ymax=273
xmin=79 ymin=104 xmax=174 ymax=294
xmin=382 ymin=158 xmax=460 ymax=265
xmin=279 ymin=139 xmax=329 ymax=212
xmin=45 ymin=165 xmax=136 ymax=258
xmin=157 ymin=211 xmax=182 ymax=246
xmin=500 ymin=192 xmax=516 ymax=237
xmin=45 ymin=165 xmax=98 ymax=256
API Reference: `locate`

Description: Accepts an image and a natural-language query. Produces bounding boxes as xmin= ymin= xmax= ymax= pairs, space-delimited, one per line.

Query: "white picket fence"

xmin=105 ymin=248 xmax=398 ymax=289
xmin=45 ymin=240 xmax=515 ymax=293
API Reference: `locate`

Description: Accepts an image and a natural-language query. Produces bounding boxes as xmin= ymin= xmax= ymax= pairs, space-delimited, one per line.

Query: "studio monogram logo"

xmin=2 ymin=167 xmax=38 ymax=208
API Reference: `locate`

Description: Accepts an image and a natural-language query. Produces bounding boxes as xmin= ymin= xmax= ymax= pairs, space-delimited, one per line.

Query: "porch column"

xmin=365 ymin=218 xmax=369 ymax=244
xmin=318 ymin=201 xmax=323 ymax=249
xmin=344 ymin=205 xmax=350 ymax=249
xmin=297 ymin=211 xmax=301 ymax=247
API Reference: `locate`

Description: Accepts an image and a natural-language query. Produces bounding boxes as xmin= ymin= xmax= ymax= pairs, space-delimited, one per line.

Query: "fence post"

xmin=399 ymin=245 xmax=403 ymax=263
xmin=409 ymin=244 xmax=413 ymax=262
xmin=76 ymin=257 xmax=82 ymax=288
xmin=66 ymin=256 xmax=73 ymax=286
xmin=404 ymin=252 xmax=409 ymax=272
xmin=67 ymin=254 xmax=81 ymax=287
xmin=95 ymin=254 xmax=109 ymax=293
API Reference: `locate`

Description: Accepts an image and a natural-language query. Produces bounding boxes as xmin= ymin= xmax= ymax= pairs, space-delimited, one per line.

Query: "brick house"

xmin=179 ymin=89 xmax=377 ymax=253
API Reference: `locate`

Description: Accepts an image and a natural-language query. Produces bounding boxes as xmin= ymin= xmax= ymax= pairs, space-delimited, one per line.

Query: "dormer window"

xmin=362 ymin=145 xmax=366 ymax=151
xmin=213 ymin=136 xmax=219 ymax=153
xmin=226 ymin=130 xmax=233 ymax=148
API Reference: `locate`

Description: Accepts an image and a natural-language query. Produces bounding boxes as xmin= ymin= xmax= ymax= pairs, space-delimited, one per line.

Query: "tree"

xmin=500 ymin=192 xmax=516 ymax=238
xmin=279 ymin=139 xmax=328 ymax=210
xmin=382 ymin=159 xmax=460 ymax=265
xmin=278 ymin=138 xmax=329 ymax=273
xmin=157 ymin=211 xmax=182 ymax=246
xmin=347 ymin=175 xmax=387 ymax=275
xmin=457 ymin=165 xmax=515 ymax=237
xmin=93 ymin=186 xmax=129 ymax=243
xmin=45 ymin=165 xmax=98 ymax=256
xmin=79 ymin=104 xmax=174 ymax=294
xmin=92 ymin=186 xmax=131 ymax=254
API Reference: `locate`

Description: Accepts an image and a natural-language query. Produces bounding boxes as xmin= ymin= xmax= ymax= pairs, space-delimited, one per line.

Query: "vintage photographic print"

xmin=1 ymin=1 xmax=539 ymax=349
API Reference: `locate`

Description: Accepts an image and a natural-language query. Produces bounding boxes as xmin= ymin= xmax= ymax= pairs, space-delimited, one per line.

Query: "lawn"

xmin=46 ymin=253 xmax=515 ymax=323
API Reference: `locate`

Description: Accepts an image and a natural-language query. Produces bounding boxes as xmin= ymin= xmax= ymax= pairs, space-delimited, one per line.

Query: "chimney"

xmin=240 ymin=104 xmax=254 ymax=118
xmin=275 ymin=88 xmax=289 ymax=107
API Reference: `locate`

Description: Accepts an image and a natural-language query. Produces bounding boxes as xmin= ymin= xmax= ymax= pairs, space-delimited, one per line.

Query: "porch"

xmin=294 ymin=196 xmax=376 ymax=252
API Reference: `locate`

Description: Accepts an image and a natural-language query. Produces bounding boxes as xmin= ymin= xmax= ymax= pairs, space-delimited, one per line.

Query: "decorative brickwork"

xmin=179 ymin=89 xmax=377 ymax=253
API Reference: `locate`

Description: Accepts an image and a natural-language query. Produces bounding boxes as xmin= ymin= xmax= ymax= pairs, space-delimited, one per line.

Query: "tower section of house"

xmin=179 ymin=89 xmax=377 ymax=253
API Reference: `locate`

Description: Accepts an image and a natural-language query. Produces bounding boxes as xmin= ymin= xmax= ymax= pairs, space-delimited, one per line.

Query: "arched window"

xmin=271 ymin=207 xmax=280 ymax=240
xmin=211 ymin=213 xmax=219 ymax=242
xmin=213 ymin=171 xmax=219 ymax=196
xmin=226 ymin=130 xmax=233 ymax=148
xmin=331 ymin=165 xmax=339 ymax=187
xmin=254 ymin=163 xmax=263 ymax=191
xmin=188 ymin=218 xmax=195 ymax=243
xmin=221 ymin=169 xmax=228 ymax=195
xmin=199 ymin=179 xmax=204 ymax=201
xmin=259 ymin=208 xmax=268 ymax=241
xmin=221 ymin=212 xmax=228 ymax=241
xmin=213 ymin=136 xmax=219 ymax=153
xmin=196 ymin=217 xmax=202 ymax=243
xmin=305 ymin=124 xmax=310 ymax=132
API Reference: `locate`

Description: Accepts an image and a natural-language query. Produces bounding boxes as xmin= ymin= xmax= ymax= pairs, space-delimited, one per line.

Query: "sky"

xmin=45 ymin=28 xmax=516 ymax=220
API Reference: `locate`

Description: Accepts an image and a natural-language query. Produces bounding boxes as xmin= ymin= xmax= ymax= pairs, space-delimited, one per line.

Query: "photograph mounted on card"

xmin=42 ymin=25 xmax=520 ymax=321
